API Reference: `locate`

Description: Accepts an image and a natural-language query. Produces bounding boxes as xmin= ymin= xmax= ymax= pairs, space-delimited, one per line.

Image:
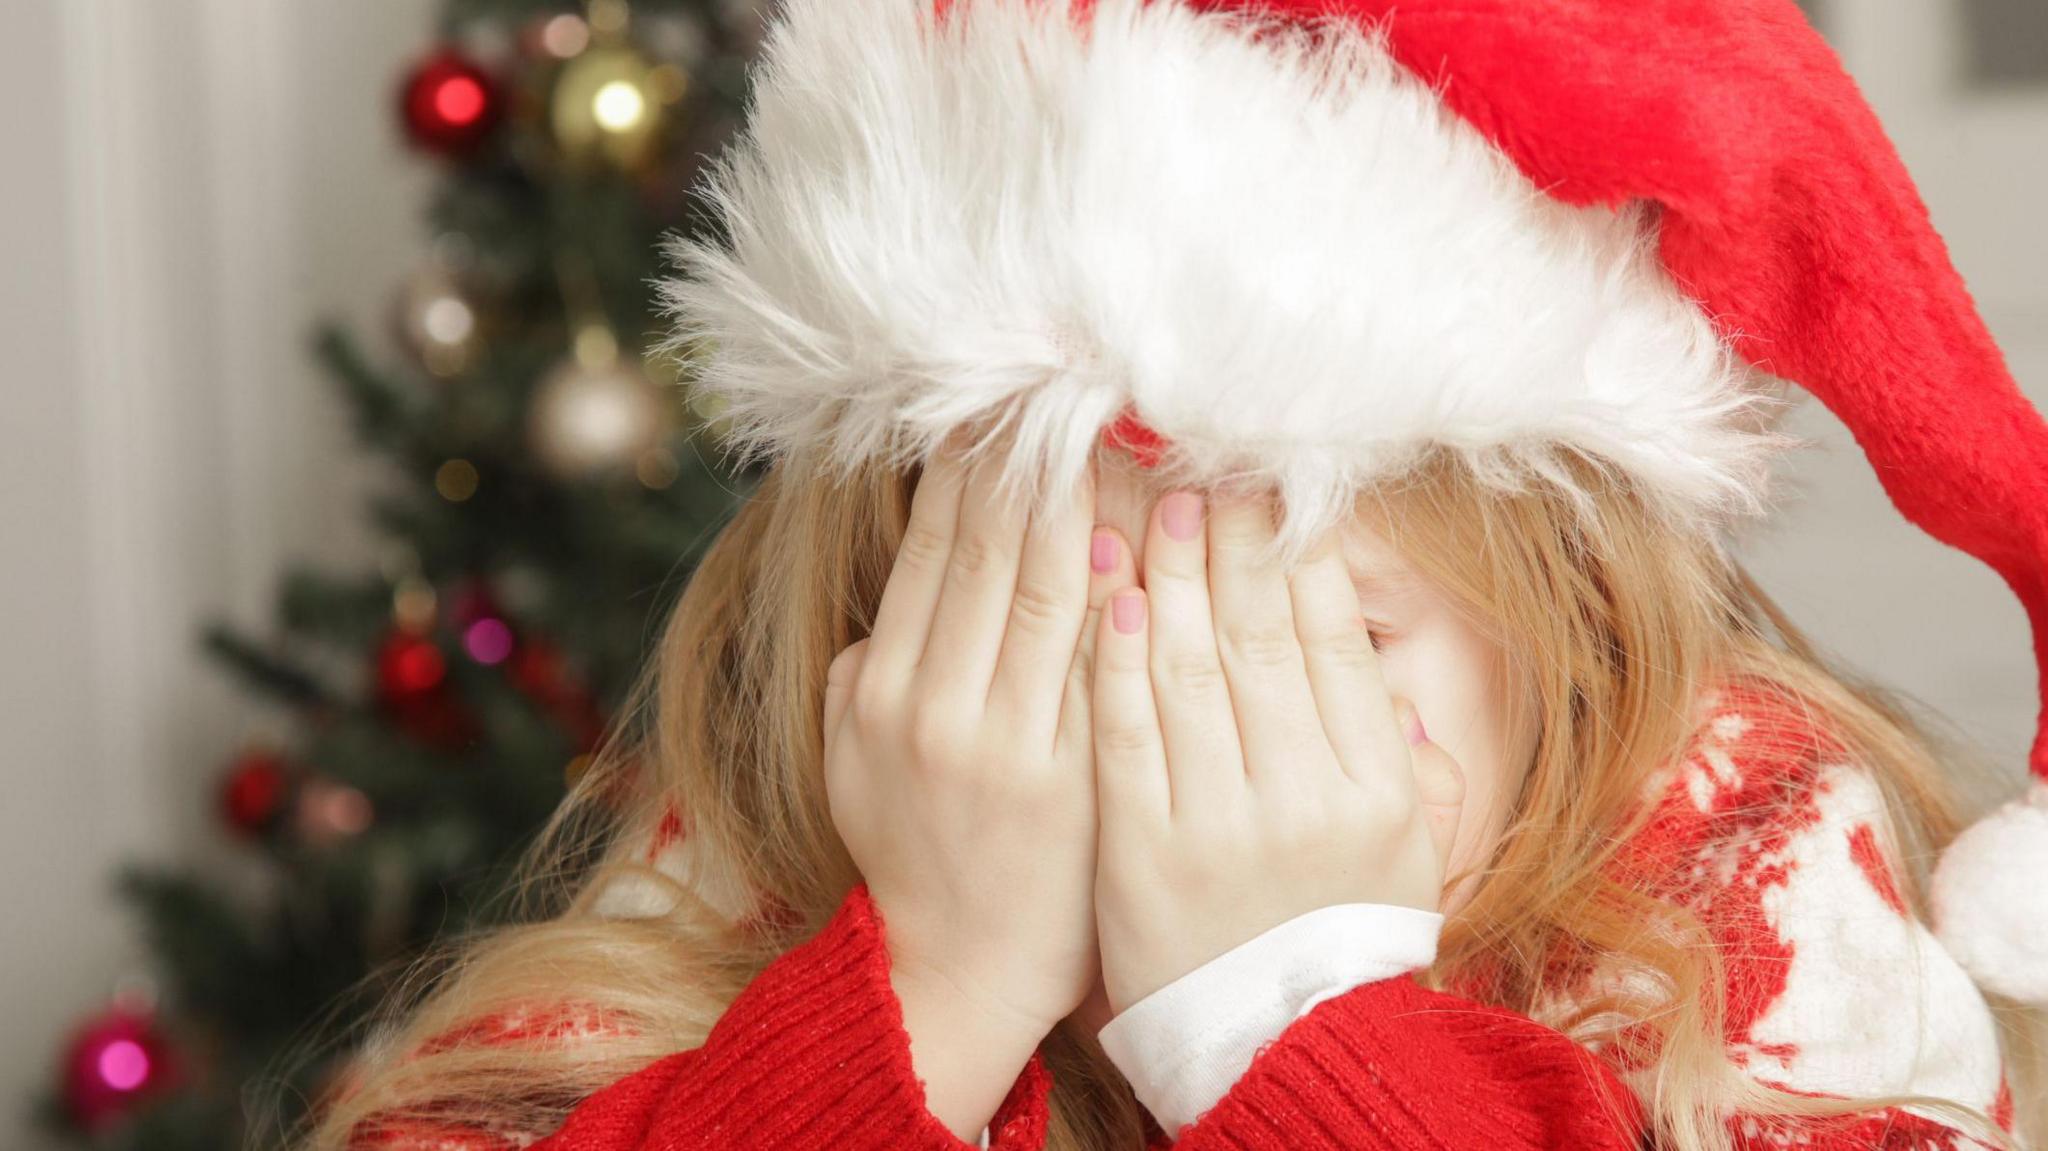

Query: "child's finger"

xmin=1143 ymin=491 xmax=1245 ymax=806
xmin=1395 ymin=698 xmax=1466 ymax=879
xmin=1053 ymin=523 xmax=1136 ymax=765
xmin=1206 ymin=494 xmax=1329 ymax=795
xmin=1078 ymin=524 xmax=1137 ymax=669
xmin=918 ymin=454 xmax=1030 ymax=699
xmin=1093 ymin=589 xmax=1171 ymax=825
xmin=990 ymin=466 xmax=1095 ymax=733
xmin=1288 ymin=531 xmax=1409 ymax=791
xmin=867 ymin=451 xmax=968 ymax=692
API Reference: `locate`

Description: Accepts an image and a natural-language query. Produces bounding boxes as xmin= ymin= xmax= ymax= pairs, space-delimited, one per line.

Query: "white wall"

xmin=1735 ymin=1 xmax=2048 ymax=782
xmin=0 ymin=2 xmax=430 ymax=1145
xmin=0 ymin=1 xmax=2040 ymax=1147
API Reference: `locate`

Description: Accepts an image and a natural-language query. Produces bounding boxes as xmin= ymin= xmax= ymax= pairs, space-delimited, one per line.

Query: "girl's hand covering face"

xmin=822 ymin=449 xmax=1134 ymax=1044
xmin=1089 ymin=489 xmax=1468 ymax=1017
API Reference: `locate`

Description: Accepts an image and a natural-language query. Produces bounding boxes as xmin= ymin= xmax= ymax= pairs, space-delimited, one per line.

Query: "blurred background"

xmin=0 ymin=1 xmax=2041 ymax=1147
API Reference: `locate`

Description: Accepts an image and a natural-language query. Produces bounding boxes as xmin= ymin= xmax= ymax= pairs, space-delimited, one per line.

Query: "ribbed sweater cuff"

xmin=1166 ymin=975 xmax=1644 ymax=1151
xmin=647 ymin=882 xmax=1052 ymax=1150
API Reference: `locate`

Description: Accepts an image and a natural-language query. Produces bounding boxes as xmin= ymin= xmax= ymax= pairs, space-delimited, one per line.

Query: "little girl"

xmin=317 ymin=0 xmax=2048 ymax=1148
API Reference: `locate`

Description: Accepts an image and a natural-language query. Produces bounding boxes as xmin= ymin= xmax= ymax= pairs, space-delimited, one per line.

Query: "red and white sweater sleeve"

xmin=347 ymin=881 xmax=1052 ymax=1151
xmin=1095 ymin=901 xmax=1446 ymax=1137
xmin=526 ymin=882 xmax=1051 ymax=1151
xmin=1112 ymin=679 xmax=2016 ymax=1151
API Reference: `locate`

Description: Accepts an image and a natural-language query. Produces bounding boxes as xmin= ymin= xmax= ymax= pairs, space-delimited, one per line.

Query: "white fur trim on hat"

xmin=1931 ymin=778 xmax=2048 ymax=1004
xmin=657 ymin=0 xmax=1786 ymax=551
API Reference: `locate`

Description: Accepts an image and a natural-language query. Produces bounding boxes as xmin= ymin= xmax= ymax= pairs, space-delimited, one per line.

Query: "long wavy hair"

xmin=293 ymin=448 xmax=2044 ymax=1151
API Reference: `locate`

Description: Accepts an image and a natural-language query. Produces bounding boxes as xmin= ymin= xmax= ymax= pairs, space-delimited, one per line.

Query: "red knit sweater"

xmin=349 ymin=680 xmax=2018 ymax=1150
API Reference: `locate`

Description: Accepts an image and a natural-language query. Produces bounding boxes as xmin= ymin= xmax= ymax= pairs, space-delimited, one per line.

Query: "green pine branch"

xmin=201 ymin=627 xmax=332 ymax=709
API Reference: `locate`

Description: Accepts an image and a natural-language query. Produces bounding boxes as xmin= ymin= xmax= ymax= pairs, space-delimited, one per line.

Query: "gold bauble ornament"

xmin=529 ymin=335 xmax=671 ymax=478
xmin=550 ymin=45 xmax=672 ymax=170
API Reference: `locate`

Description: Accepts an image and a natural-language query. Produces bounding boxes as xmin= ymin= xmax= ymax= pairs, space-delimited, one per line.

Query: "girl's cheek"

xmin=1371 ymin=642 xmax=1412 ymax=697
xmin=1378 ymin=618 xmax=1520 ymax=873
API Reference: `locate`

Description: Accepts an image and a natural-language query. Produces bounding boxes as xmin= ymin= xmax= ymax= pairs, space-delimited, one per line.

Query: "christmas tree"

xmin=43 ymin=2 xmax=759 ymax=1147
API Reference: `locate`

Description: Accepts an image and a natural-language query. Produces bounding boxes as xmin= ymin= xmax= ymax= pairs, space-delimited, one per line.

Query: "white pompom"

xmin=1930 ymin=779 xmax=2048 ymax=1005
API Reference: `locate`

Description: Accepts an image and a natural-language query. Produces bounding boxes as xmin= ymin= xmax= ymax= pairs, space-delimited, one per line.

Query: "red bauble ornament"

xmin=399 ymin=48 xmax=500 ymax=157
xmin=59 ymin=1004 xmax=177 ymax=1133
xmin=510 ymin=639 xmax=607 ymax=750
xmin=218 ymin=748 xmax=291 ymax=838
xmin=374 ymin=631 xmax=476 ymax=750
xmin=376 ymin=631 xmax=448 ymax=704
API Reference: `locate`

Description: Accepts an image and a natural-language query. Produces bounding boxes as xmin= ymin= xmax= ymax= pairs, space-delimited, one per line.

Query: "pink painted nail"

xmin=1111 ymin=590 xmax=1146 ymax=635
xmin=1091 ymin=529 xmax=1118 ymax=574
xmin=1161 ymin=491 xmax=1203 ymax=541
xmin=1404 ymin=708 xmax=1429 ymax=747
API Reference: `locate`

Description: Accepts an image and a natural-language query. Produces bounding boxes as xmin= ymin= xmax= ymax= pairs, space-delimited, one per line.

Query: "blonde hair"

xmin=294 ymin=450 xmax=2044 ymax=1151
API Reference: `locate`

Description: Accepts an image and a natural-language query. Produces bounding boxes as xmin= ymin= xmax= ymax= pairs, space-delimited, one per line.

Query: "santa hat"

xmin=656 ymin=0 xmax=2048 ymax=1003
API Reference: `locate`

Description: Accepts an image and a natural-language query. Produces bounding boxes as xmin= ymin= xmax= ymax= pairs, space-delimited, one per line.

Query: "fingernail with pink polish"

xmin=1405 ymin=709 xmax=1429 ymax=747
xmin=1091 ymin=529 xmax=1118 ymax=574
xmin=1112 ymin=590 xmax=1146 ymax=635
xmin=1161 ymin=491 xmax=1203 ymax=541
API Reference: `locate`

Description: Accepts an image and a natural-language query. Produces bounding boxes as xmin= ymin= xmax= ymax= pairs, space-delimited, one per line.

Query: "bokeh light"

xmin=464 ymin=618 xmax=514 ymax=665
xmin=96 ymin=1041 xmax=150 ymax=1093
xmin=433 ymin=75 xmax=487 ymax=126
xmin=389 ymin=641 xmax=445 ymax=694
xmin=435 ymin=459 xmax=480 ymax=502
xmin=541 ymin=14 xmax=590 ymax=59
xmin=592 ymin=80 xmax=647 ymax=131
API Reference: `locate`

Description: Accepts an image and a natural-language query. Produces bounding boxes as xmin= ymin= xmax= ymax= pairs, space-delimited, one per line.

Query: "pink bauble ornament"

xmin=59 ymin=1004 xmax=177 ymax=1133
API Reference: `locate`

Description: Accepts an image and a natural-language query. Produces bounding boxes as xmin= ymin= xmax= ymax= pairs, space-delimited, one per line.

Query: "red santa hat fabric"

xmin=657 ymin=0 xmax=2048 ymax=1001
